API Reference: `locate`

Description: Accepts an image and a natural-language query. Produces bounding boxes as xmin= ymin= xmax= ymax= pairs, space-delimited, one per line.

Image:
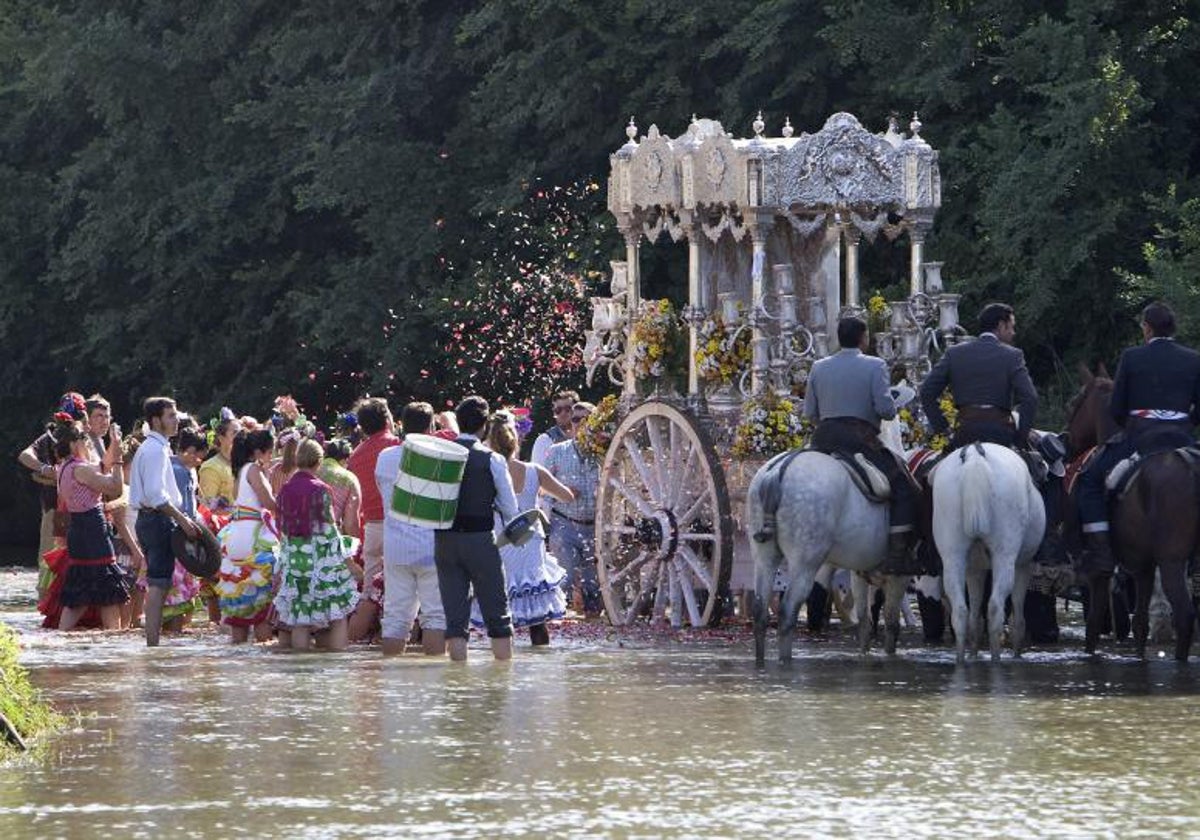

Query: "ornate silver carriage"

xmin=583 ymin=111 xmax=963 ymax=627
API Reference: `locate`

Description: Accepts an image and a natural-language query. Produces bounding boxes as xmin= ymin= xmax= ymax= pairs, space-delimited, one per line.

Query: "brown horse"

xmin=1065 ymin=366 xmax=1200 ymax=660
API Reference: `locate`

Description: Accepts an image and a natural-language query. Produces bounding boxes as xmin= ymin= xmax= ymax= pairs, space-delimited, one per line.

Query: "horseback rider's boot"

xmin=878 ymin=530 xmax=916 ymax=576
xmin=1083 ymin=531 xmax=1117 ymax=576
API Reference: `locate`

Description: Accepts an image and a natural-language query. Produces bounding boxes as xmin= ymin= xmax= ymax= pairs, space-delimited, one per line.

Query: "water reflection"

xmin=2 ymin=567 xmax=1200 ymax=837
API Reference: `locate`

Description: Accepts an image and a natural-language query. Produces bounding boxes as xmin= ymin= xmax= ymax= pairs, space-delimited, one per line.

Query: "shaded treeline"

xmin=3 ymin=0 xmax=1199 ymax=544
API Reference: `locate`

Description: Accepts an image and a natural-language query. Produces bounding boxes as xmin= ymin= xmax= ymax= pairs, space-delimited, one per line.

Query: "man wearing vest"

xmin=435 ymin=395 xmax=521 ymax=661
xmin=1077 ymin=301 xmax=1200 ymax=574
xmin=804 ymin=315 xmax=918 ymax=574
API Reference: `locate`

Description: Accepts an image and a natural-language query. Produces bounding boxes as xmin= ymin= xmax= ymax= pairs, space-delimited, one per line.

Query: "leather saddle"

xmin=830 ymin=452 xmax=891 ymax=503
xmin=1106 ymin=445 xmax=1200 ymax=501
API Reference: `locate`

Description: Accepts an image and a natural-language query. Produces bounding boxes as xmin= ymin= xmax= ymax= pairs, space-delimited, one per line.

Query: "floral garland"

xmin=629 ymin=299 xmax=686 ymax=380
xmin=576 ymin=394 xmax=619 ymax=461
xmin=694 ymin=308 xmax=751 ymax=386
xmin=731 ymin=393 xmax=810 ymax=458
xmin=898 ymin=393 xmax=957 ymax=453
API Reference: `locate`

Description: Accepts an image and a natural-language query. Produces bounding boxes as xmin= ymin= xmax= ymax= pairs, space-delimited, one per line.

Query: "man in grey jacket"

xmin=919 ymin=302 xmax=1038 ymax=449
xmin=804 ymin=316 xmax=917 ymax=573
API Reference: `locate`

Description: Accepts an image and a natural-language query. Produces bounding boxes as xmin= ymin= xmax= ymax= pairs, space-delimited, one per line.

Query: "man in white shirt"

xmin=128 ymin=396 xmax=199 ymax=647
xmin=375 ymin=401 xmax=447 ymax=657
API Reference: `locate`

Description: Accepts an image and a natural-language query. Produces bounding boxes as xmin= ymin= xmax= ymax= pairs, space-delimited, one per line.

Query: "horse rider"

xmin=1076 ymin=301 xmax=1200 ymax=574
xmin=919 ymin=302 xmax=1039 ymax=451
xmin=804 ymin=315 xmax=918 ymax=574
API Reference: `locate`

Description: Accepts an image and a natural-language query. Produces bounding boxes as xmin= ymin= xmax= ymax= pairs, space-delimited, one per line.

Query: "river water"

xmin=2 ymin=565 xmax=1200 ymax=838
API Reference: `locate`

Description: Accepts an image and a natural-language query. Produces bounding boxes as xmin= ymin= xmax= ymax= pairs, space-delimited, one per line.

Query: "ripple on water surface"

xmin=2 ymin=567 xmax=1200 ymax=838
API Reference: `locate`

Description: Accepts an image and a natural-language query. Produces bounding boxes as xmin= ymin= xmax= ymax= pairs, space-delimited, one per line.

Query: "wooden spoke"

xmin=676 ymin=559 xmax=704 ymax=627
xmin=668 ymin=439 xmax=696 ymax=510
xmin=677 ymin=545 xmax=716 ymax=592
xmin=664 ymin=418 xmax=683 ymax=502
xmin=644 ymin=414 xmax=669 ymax=498
xmin=652 ymin=558 xmax=670 ymax=622
xmin=622 ymin=436 xmax=662 ymax=504
xmin=608 ymin=473 xmax=655 ymax=518
xmin=675 ymin=490 xmax=713 ymax=531
xmin=607 ymin=550 xmax=653 ymax=589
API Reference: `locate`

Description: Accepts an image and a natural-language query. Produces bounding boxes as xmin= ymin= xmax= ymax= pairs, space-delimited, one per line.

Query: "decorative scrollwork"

xmin=783 ymin=212 xmax=828 ymax=238
xmin=700 ymin=206 xmax=748 ymax=243
xmin=643 ymin=207 xmax=685 ymax=243
xmin=849 ymin=211 xmax=890 ymax=243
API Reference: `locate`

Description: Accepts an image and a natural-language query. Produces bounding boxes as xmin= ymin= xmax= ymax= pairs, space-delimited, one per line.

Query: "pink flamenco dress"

xmin=215 ymin=465 xmax=279 ymax=627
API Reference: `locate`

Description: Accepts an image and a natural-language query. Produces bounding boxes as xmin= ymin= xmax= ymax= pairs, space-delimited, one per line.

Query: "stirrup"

xmin=753 ymin=514 xmax=777 ymax=543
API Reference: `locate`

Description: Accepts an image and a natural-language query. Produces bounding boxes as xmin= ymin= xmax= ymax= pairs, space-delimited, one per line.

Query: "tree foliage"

xmin=3 ymin=0 xmax=1200 ymax=541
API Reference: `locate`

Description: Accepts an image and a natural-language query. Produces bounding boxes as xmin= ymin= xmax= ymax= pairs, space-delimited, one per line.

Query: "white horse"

xmin=748 ymin=420 xmax=910 ymax=663
xmin=931 ymin=443 xmax=1045 ymax=663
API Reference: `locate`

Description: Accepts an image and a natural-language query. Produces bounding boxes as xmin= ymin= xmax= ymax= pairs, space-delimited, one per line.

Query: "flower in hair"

xmin=59 ymin=392 xmax=86 ymax=420
xmin=53 ymin=411 xmax=74 ymax=423
xmin=506 ymin=406 xmax=534 ymax=437
xmin=273 ymin=395 xmax=300 ymax=421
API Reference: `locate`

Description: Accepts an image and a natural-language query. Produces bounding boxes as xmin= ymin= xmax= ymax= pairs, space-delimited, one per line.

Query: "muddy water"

xmin=2 ymin=566 xmax=1200 ymax=838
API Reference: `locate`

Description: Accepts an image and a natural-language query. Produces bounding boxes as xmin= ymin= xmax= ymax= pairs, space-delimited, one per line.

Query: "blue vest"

xmin=449 ymin=437 xmax=496 ymax=533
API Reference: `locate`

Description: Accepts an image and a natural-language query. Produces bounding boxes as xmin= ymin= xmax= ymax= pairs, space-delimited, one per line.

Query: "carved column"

xmin=749 ymin=215 xmax=772 ymax=396
xmin=680 ymin=211 xmax=704 ymax=402
xmin=820 ymin=224 xmax=842 ymax=324
xmin=843 ymin=225 xmax=862 ymax=309
xmin=909 ymin=226 xmax=927 ymax=297
xmin=619 ymin=220 xmax=642 ymax=399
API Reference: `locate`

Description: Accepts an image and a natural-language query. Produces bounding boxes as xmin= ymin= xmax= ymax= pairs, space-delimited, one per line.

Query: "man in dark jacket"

xmin=1077 ymin=301 xmax=1200 ymax=572
xmin=434 ymin=395 xmax=520 ymax=662
xmin=919 ymin=302 xmax=1039 ymax=449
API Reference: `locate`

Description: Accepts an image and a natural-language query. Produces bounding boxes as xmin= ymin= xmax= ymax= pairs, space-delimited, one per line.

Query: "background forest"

xmin=2 ymin=0 xmax=1199 ymax=545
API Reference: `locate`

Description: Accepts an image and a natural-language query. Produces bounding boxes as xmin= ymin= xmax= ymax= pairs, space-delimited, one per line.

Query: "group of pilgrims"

xmin=20 ymin=295 xmax=1200 ymax=656
xmin=19 ymin=388 xmax=599 ymax=660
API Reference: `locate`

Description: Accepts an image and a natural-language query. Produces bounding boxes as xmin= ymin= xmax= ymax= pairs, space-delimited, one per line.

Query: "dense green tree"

xmin=3 ymin=0 xmax=1200 ymax=545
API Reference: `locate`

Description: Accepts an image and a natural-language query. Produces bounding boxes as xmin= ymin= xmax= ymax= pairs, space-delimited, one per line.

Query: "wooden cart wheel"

xmin=594 ymin=400 xmax=733 ymax=627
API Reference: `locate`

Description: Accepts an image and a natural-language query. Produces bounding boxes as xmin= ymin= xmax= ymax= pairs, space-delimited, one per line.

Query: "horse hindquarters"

xmin=1115 ymin=457 xmax=1200 ymax=661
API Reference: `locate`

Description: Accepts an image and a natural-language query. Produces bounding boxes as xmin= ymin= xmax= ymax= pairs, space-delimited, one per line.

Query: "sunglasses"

xmin=571 ymin=414 xmax=590 ymax=423
xmin=553 ymin=406 xmax=573 ymax=415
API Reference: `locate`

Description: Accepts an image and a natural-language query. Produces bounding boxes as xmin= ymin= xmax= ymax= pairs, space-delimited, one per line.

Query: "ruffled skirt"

xmin=216 ymin=515 xmax=278 ymax=627
xmin=274 ymin=527 xmax=359 ymax=627
xmin=58 ymin=509 xmax=130 ymax=610
xmin=472 ymin=540 xmax=568 ymax=629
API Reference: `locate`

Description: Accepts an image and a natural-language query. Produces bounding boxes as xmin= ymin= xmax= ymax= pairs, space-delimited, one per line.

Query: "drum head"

xmin=171 ymin=524 xmax=222 ymax=579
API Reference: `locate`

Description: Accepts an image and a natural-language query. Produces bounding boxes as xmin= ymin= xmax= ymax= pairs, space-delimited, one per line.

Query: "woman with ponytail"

xmin=214 ymin=428 xmax=280 ymax=643
xmin=39 ymin=416 xmax=130 ymax=630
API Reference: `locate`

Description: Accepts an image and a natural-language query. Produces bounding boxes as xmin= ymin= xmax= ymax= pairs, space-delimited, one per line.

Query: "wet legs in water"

xmin=60 ymin=604 xmax=121 ymax=631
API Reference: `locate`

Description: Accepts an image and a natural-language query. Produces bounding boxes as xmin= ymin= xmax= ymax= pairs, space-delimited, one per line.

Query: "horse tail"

xmin=959 ymin=447 xmax=993 ymax=539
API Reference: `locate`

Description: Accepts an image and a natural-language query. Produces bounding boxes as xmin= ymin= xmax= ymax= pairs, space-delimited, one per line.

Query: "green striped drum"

xmin=389 ymin=435 xmax=468 ymax=529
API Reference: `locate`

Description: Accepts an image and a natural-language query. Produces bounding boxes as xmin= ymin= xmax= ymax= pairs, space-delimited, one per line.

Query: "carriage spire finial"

xmin=626 ymin=116 xmax=638 ymax=143
xmin=782 ymin=116 xmax=794 ymax=138
xmin=752 ymin=110 xmax=765 ymax=138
